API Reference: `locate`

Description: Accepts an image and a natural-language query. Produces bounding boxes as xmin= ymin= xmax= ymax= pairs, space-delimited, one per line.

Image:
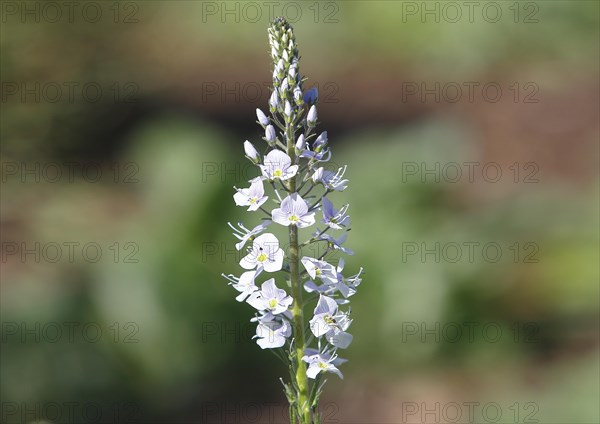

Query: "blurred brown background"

xmin=1 ymin=1 xmax=599 ymax=423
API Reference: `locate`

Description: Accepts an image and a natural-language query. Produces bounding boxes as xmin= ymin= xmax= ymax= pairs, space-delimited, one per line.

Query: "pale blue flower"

xmin=300 ymin=132 xmax=331 ymax=162
xmin=309 ymin=295 xmax=353 ymax=349
xmin=233 ymin=179 xmax=268 ymax=211
xmin=265 ymin=125 xmax=277 ymax=143
xmin=260 ymin=150 xmax=298 ymax=181
xmin=312 ymin=166 xmax=348 ymax=191
xmin=240 ymin=233 xmax=284 ymax=272
xmin=321 ymin=197 xmax=350 ymax=229
xmin=304 ymin=348 xmax=347 ymax=367
xmin=272 ymin=193 xmax=315 ymax=228
xmin=317 ymin=232 xmax=354 ymax=256
xmin=228 ymin=220 xmax=270 ymax=251
xmin=243 ymin=140 xmax=260 ymax=162
xmin=302 ymin=352 xmax=343 ymax=379
xmin=303 ymin=279 xmax=328 ymax=294
xmin=301 ymin=256 xmax=337 ymax=285
xmin=330 ymin=258 xmax=357 ymax=299
xmin=256 ymin=108 xmax=269 ymax=126
xmin=303 ymin=87 xmax=318 ymax=105
xmin=247 ymin=278 xmax=293 ymax=314
xmin=255 ymin=318 xmax=291 ymax=349
xmin=346 ymin=266 xmax=364 ymax=290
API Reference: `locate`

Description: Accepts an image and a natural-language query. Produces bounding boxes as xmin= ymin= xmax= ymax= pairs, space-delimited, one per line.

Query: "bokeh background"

xmin=1 ymin=1 xmax=599 ymax=423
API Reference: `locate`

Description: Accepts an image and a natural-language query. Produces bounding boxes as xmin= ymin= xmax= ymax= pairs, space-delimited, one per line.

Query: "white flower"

xmin=302 ymin=353 xmax=343 ymax=379
xmin=255 ymin=319 xmax=291 ymax=349
xmin=233 ymin=179 xmax=268 ymax=211
xmin=240 ymin=233 xmax=284 ymax=272
xmin=260 ymin=150 xmax=298 ymax=181
xmin=247 ymin=278 xmax=293 ymax=315
xmin=272 ymin=193 xmax=315 ymax=228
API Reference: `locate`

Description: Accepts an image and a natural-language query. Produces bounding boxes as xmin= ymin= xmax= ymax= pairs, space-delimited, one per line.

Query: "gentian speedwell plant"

xmin=222 ymin=17 xmax=363 ymax=423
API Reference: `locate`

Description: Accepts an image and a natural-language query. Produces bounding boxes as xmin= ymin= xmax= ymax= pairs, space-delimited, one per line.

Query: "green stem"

xmin=286 ymin=118 xmax=311 ymax=423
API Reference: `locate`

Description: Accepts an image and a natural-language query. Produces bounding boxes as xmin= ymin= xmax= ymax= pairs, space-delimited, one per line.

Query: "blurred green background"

xmin=1 ymin=1 xmax=599 ymax=423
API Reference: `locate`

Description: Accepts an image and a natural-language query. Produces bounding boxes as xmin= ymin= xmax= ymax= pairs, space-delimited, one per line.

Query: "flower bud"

xmin=256 ymin=108 xmax=269 ymax=126
xmin=295 ymin=134 xmax=305 ymax=152
xmin=307 ymin=105 xmax=317 ymax=125
xmin=288 ymin=66 xmax=297 ymax=80
xmin=293 ymin=87 xmax=303 ymax=105
xmin=284 ymin=101 xmax=293 ymax=117
xmin=276 ymin=59 xmax=285 ymax=79
xmin=269 ymin=91 xmax=279 ymax=112
xmin=315 ymin=131 xmax=328 ymax=146
xmin=282 ymin=78 xmax=289 ymax=91
xmin=265 ymin=125 xmax=276 ymax=143
xmin=312 ymin=167 xmax=324 ymax=183
xmin=244 ymin=140 xmax=260 ymax=162
xmin=303 ymin=87 xmax=318 ymax=105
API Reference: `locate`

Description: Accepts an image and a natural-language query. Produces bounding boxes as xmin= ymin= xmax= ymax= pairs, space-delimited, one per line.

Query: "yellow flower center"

xmin=324 ymin=315 xmax=336 ymax=325
xmin=268 ymin=299 xmax=278 ymax=309
xmin=318 ymin=361 xmax=328 ymax=369
xmin=273 ymin=169 xmax=283 ymax=178
xmin=249 ymin=197 xmax=257 ymax=204
xmin=257 ymin=253 xmax=268 ymax=262
xmin=315 ymin=268 xmax=322 ymax=276
xmin=289 ymin=215 xmax=299 ymax=223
